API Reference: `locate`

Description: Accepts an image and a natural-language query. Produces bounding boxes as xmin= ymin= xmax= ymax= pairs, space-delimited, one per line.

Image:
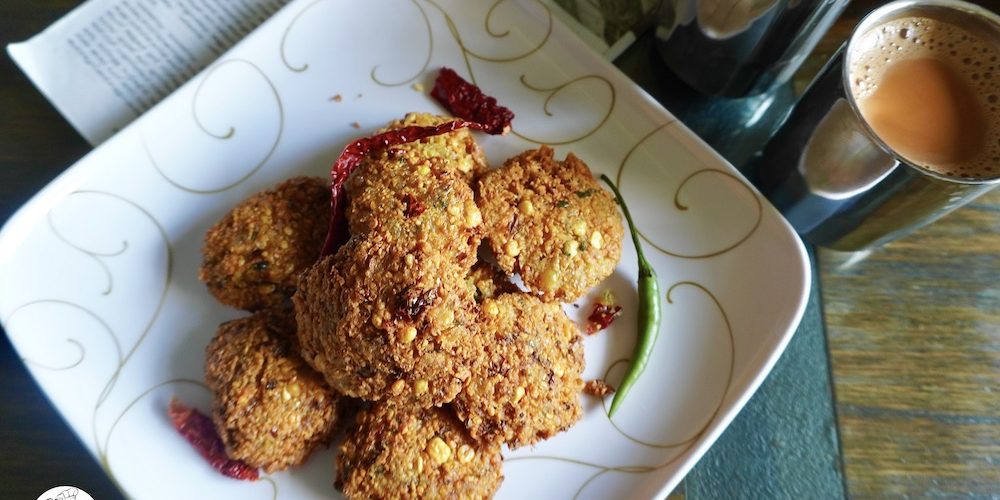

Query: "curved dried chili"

xmin=168 ymin=398 xmax=259 ymax=481
xmin=320 ymin=67 xmax=514 ymax=256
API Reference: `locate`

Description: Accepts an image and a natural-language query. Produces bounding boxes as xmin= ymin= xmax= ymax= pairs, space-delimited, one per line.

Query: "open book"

xmin=9 ymin=0 xmax=653 ymax=146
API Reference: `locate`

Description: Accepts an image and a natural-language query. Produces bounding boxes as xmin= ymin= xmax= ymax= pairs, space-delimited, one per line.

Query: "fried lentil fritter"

xmin=199 ymin=176 xmax=328 ymax=311
xmin=294 ymin=113 xmax=491 ymax=408
xmin=477 ymin=146 xmax=623 ymax=302
xmin=345 ymin=159 xmax=482 ymax=268
xmin=294 ymin=236 xmax=483 ymax=408
xmin=205 ymin=311 xmax=338 ymax=473
xmin=386 ymin=112 xmax=488 ymax=181
xmin=337 ymin=403 xmax=503 ymax=499
xmin=344 ymin=114 xmax=485 ymax=268
xmin=453 ymin=293 xmax=584 ymax=448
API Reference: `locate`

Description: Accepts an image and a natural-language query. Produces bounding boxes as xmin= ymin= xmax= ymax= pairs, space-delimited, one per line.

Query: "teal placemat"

xmin=685 ymin=247 xmax=846 ymax=499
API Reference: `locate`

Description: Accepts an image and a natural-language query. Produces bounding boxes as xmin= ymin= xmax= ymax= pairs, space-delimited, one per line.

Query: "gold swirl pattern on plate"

xmin=616 ymin=122 xmax=763 ymax=258
xmin=485 ymin=0 xmax=514 ymax=37
xmin=513 ymin=73 xmax=615 ymax=145
xmin=423 ymin=0 xmax=614 ymax=145
xmin=6 ymin=300 xmax=123 ymax=372
xmin=279 ymin=0 xmax=328 ymax=73
xmin=278 ymin=0 xmax=614 ymax=144
xmin=45 ymin=210 xmax=127 ymax=296
xmin=100 ymin=379 xmax=207 ymax=481
xmin=25 ymin=339 xmax=85 ymax=371
xmin=20 ymin=191 xmax=279 ymax=498
xmin=422 ymin=0 xmax=553 ymax=78
xmin=467 ymin=0 xmax=553 ymax=63
xmin=10 ymin=191 xmax=173 ymax=495
xmin=280 ymin=0 xmax=433 ymax=87
xmin=141 ymin=59 xmax=283 ymax=194
xmin=99 ymin=378 xmax=279 ymax=499
xmin=371 ymin=0 xmax=434 ymax=86
xmin=507 ymin=281 xmax=736 ymax=499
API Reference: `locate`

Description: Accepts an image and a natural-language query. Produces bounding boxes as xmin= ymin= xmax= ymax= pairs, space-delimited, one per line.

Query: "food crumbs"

xmin=583 ymin=379 xmax=615 ymax=397
xmin=350 ymin=121 xmax=361 ymax=129
xmin=586 ymin=290 xmax=622 ymax=334
xmin=331 ymin=94 xmax=343 ymax=102
xmin=586 ymin=303 xmax=622 ymax=334
xmin=411 ymin=82 xmax=425 ymax=92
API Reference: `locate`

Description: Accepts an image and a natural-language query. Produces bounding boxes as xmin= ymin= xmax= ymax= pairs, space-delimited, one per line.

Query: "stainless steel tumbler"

xmin=655 ymin=0 xmax=850 ymax=97
xmin=755 ymin=0 xmax=1000 ymax=251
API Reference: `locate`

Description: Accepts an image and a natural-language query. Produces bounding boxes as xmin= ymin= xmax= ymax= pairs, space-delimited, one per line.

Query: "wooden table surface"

xmin=1 ymin=1 xmax=998 ymax=499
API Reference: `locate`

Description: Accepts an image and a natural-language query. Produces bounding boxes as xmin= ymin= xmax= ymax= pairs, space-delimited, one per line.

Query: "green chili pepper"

xmin=599 ymin=174 xmax=661 ymax=418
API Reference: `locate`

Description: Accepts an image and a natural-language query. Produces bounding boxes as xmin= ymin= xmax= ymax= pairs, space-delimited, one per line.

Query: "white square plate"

xmin=0 ymin=1 xmax=810 ymax=498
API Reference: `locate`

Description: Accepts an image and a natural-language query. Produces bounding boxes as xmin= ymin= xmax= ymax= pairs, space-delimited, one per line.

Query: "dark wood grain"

xmin=821 ymin=189 xmax=1000 ymax=498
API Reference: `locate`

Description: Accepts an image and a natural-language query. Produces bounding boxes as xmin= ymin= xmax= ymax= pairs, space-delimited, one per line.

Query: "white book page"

xmin=8 ymin=0 xmax=290 ymax=146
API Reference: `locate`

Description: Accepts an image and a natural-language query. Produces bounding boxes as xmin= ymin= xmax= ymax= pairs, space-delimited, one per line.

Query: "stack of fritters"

xmin=295 ymin=113 xmax=488 ymax=408
xmin=198 ymin=112 xmax=623 ymax=498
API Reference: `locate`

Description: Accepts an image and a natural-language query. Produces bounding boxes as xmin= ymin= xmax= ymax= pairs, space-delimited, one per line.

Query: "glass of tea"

xmin=755 ymin=0 xmax=1000 ymax=251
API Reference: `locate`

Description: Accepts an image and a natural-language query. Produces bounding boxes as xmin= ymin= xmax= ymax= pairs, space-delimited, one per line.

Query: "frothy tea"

xmin=849 ymin=15 xmax=999 ymax=179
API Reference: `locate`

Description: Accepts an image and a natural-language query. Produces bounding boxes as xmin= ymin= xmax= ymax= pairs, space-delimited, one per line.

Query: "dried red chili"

xmin=430 ymin=67 xmax=514 ymax=135
xmin=401 ymin=193 xmax=426 ymax=218
xmin=320 ymin=67 xmax=514 ymax=256
xmin=168 ymin=398 xmax=259 ymax=481
xmin=586 ymin=303 xmax=623 ymax=334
